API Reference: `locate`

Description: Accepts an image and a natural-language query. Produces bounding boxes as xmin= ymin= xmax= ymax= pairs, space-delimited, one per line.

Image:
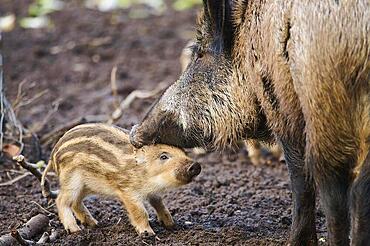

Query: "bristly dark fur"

xmin=203 ymin=0 xmax=234 ymax=55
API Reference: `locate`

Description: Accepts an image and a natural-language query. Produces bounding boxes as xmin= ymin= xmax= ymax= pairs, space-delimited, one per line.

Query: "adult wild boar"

xmin=130 ymin=1 xmax=369 ymax=245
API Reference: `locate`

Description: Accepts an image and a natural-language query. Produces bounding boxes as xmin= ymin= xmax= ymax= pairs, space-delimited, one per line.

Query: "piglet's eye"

xmin=159 ymin=153 xmax=169 ymax=161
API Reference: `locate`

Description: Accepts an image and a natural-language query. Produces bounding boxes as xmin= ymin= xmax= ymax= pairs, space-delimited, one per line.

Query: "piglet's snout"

xmin=187 ymin=162 xmax=201 ymax=178
xmin=175 ymin=162 xmax=201 ymax=184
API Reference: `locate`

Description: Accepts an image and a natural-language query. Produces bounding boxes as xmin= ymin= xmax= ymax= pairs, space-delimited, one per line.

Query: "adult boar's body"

xmin=131 ymin=0 xmax=370 ymax=245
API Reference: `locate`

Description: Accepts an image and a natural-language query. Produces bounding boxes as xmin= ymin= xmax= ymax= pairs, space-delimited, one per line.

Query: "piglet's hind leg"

xmin=71 ymin=191 xmax=98 ymax=228
xmin=56 ymin=190 xmax=81 ymax=233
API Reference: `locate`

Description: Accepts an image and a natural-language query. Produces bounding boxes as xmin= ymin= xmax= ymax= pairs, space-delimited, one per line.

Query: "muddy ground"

xmin=0 ymin=1 xmax=328 ymax=245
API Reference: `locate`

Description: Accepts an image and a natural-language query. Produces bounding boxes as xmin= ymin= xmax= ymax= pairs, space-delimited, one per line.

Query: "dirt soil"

xmin=0 ymin=1 xmax=328 ymax=245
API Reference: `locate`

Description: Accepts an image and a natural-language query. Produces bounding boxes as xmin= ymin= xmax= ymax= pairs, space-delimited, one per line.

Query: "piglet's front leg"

xmin=148 ymin=195 xmax=175 ymax=229
xmin=118 ymin=193 xmax=155 ymax=237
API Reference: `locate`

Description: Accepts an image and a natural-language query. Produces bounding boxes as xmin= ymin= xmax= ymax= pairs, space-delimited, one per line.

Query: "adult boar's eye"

xmin=197 ymin=52 xmax=204 ymax=59
xmin=159 ymin=153 xmax=169 ymax=161
xmin=191 ymin=45 xmax=205 ymax=61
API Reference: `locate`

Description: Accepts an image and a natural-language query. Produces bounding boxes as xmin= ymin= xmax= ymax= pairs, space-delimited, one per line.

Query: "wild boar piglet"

xmin=41 ymin=123 xmax=201 ymax=236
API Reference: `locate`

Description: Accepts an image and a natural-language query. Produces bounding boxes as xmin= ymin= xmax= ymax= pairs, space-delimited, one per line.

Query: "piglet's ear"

xmin=204 ymin=0 xmax=234 ymax=54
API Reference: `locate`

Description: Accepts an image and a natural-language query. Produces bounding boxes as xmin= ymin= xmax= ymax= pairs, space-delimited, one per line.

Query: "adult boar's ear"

xmin=204 ymin=0 xmax=234 ymax=55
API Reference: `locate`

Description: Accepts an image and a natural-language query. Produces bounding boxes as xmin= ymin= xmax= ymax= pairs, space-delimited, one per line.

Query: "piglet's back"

xmin=50 ymin=123 xmax=134 ymax=174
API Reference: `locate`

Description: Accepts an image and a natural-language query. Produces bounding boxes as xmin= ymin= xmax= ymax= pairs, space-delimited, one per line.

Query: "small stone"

xmin=207 ymin=205 xmax=215 ymax=214
xmin=319 ymin=237 xmax=326 ymax=242
xmin=280 ymin=216 xmax=291 ymax=226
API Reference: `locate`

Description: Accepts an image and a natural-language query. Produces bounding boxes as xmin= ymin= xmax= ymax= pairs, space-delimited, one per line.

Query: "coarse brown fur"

xmin=42 ymin=123 xmax=201 ymax=236
xmin=130 ymin=1 xmax=369 ymax=245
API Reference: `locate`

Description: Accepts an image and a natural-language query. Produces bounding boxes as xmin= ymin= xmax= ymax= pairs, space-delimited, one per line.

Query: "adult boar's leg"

xmin=302 ymin=101 xmax=354 ymax=245
xmin=350 ymin=152 xmax=370 ymax=245
xmin=292 ymin=65 xmax=358 ymax=246
xmin=281 ymin=140 xmax=317 ymax=246
xmin=310 ymin=154 xmax=351 ymax=246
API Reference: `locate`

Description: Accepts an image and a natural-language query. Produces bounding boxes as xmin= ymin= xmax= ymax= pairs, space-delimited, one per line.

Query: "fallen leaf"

xmin=2 ymin=144 xmax=21 ymax=157
xmin=19 ymin=16 xmax=51 ymax=29
xmin=0 ymin=14 xmax=16 ymax=32
xmin=36 ymin=160 xmax=46 ymax=169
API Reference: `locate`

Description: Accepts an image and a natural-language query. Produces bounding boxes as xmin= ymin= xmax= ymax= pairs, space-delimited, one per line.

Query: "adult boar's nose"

xmin=130 ymin=124 xmax=145 ymax=148
xmin=187 ymin=162 xmax=201 ymax=178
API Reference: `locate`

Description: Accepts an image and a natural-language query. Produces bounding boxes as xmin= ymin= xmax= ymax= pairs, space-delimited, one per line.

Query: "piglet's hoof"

xmin=140 ymin=231 xmax=160 ymax=244
xmin=82 ymin=220 xmax=99 ymax=229
xmin=66 ymin=226 xmax=81 ymax=234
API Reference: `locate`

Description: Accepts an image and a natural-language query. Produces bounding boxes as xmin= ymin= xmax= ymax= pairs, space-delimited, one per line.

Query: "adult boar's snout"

xmin=130 ymin=124 xmax=145 ymax=148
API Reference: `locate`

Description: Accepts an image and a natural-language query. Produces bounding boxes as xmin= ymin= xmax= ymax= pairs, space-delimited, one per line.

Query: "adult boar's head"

xmin=131 ymin=0 xmax=265 ymax=150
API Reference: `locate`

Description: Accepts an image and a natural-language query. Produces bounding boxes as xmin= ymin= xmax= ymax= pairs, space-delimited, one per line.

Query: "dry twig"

xmin=0 ymin=172 xmax=29 ymax=186
xmin=50 ymin=36 xmax=112 ymax=55
xmin=29 ymin=98 xmax=61 ymax=133
xmin=13 ymin=86 xmax=48 ymax=117
xmin=30 ymin=200 xmax=56 ymax=215
xmin=10 ymin=229 xmax=35 ymax=246
xmin=10 ymin=229 xmax=34 ymax=246
xmin=36 ymin=232 xmax=49 ymax=244
xmin=1 ymin=95 xmax=27 ymax=156
xmin=0 ymin=214 xmax=49 ymax=246
xmin=48 ymin=229 xmax=59 ymax=242
xmin=11 ymin=79 xmax=27 ymax=110
xmin=108 ymin=81 xmax=168 ymax=124
xmin=13 ymin=155 xmax=58 ymax=199
xmin=0 ymin=40 xmax=5 ymax=152
xmin=110 ymin=65 xmax=120 ymax=109
xmin=0 ymin=34 xmax=41 ymax=161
